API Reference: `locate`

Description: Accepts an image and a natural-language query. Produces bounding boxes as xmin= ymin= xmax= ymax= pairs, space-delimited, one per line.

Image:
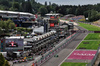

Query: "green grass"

xmin=61 ymin=62 xmax=87 ymax=66
xmin=84 ymin=33 xmax=100 ymax=40
xmin=78 ymin=22 xmax=100 ymax=31
xmin=76 ymin=41 xmax=100 ymax=50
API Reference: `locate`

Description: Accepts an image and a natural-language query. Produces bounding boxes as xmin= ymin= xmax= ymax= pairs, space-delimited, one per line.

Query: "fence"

xmin=87 ymin=47 xmax=100 ymax=66
xmin=33 ymin=32 xmax=80 ymax=66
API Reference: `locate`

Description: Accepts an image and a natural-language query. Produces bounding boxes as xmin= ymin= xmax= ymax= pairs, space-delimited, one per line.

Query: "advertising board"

xmin=50 ymin=23 xmax=54 ymax=27
xmin=5 ymin=39 xmax=24 ymax=51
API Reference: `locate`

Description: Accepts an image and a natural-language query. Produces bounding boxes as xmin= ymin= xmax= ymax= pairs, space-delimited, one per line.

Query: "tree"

xmin=52 ymin=3 xmax=58 ymax=12
xmin=7 ymin=19 xmax=14 ymax=24
xmin=16 ymin=27 xmax=22 ymax=33
xmin=0 ymin=53 xmax=5 ymax=66
xmin=31 ymin=0 xmax=35 ymax=3
xmin=0 ymin=5 xmax=8 ymax=10
xmin=21 ymin=1 xmax=32 ymax=13
xmin=9 ymin=23 xmax=16 ymax=29
xmin=57 ymin=6 xmax=67 ymax=15
xmin=46 ymin=5 xmax=53 ymax=13
xmin=39 ymin=6 xmax=48 ymax=16
xmin=0 ymin=53 xmax=10 ymax=66
xmin=0 ymin=21 xmax=3 ymax=28
xmin=96 ymin=13 xmax=100 ymax=20
xmin=1 ymin=19 xmax=15 ymax=32
xmin=9 ymin=7 xmax=15 ymax=11
xmin=0 ymin=21 xmax=3 ymax=35
xmin=2 ymin=22 xmax=7 ymax=29
xmin=0 ymin=0 xmax=9 ymax=7
xmin=4 ymin=60 xmax=10 ymax=66
xmin=6 ymin=19 xmax=14 ymax=29
xmin=88 ymin=10 xmax=98 ymax=21
xmin=49 ymin=2 xmax=51 ymax=6
xmin=75 ymin=7 xmax=83 ymax=15
xmin=0 ymin=27 xmax=3 ymax=35
xmin=45 ymin=1 xmax=47 ymax=6
xmin=12 ymin=2 xmax=20 ymax=11
xmin=84 ymin=11 xmax=89 ymax=18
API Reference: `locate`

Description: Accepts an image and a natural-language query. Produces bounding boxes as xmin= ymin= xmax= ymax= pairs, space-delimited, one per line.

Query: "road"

xmin=41 ymin=26 xmax=88 ymax=66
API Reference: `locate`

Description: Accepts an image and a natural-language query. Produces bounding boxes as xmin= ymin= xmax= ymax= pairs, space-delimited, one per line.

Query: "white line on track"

xmin=58 ymin=33 xmax=88 ymax=66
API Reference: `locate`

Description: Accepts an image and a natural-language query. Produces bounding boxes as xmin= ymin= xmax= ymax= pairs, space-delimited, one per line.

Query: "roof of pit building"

xmin=0 ymin=10 xmax=34 ymax=16
xmin=5 ymin=36 xmax=24 ymax=39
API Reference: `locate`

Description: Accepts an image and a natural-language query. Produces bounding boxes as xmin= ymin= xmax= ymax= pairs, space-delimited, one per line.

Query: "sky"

xmin=37 ymin=0 xmax=100 ymax=5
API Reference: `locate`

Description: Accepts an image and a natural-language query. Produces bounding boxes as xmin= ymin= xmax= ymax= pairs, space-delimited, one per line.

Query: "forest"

xmin=0 ymin=0 xmax=100 ymax=21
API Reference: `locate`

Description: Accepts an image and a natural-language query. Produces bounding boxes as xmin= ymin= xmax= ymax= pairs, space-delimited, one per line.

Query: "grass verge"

xmin=76 ymin=41 xmax=100 ymax=50
xmin=61 ymin=62 xmax=87 ymax=66
xmin=78 ymin=22 xmax=100 ymax=31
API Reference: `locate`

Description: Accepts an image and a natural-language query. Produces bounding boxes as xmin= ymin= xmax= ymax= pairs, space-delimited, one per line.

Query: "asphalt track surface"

xmin=41 ymin=26 xmax=88 ymax=66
